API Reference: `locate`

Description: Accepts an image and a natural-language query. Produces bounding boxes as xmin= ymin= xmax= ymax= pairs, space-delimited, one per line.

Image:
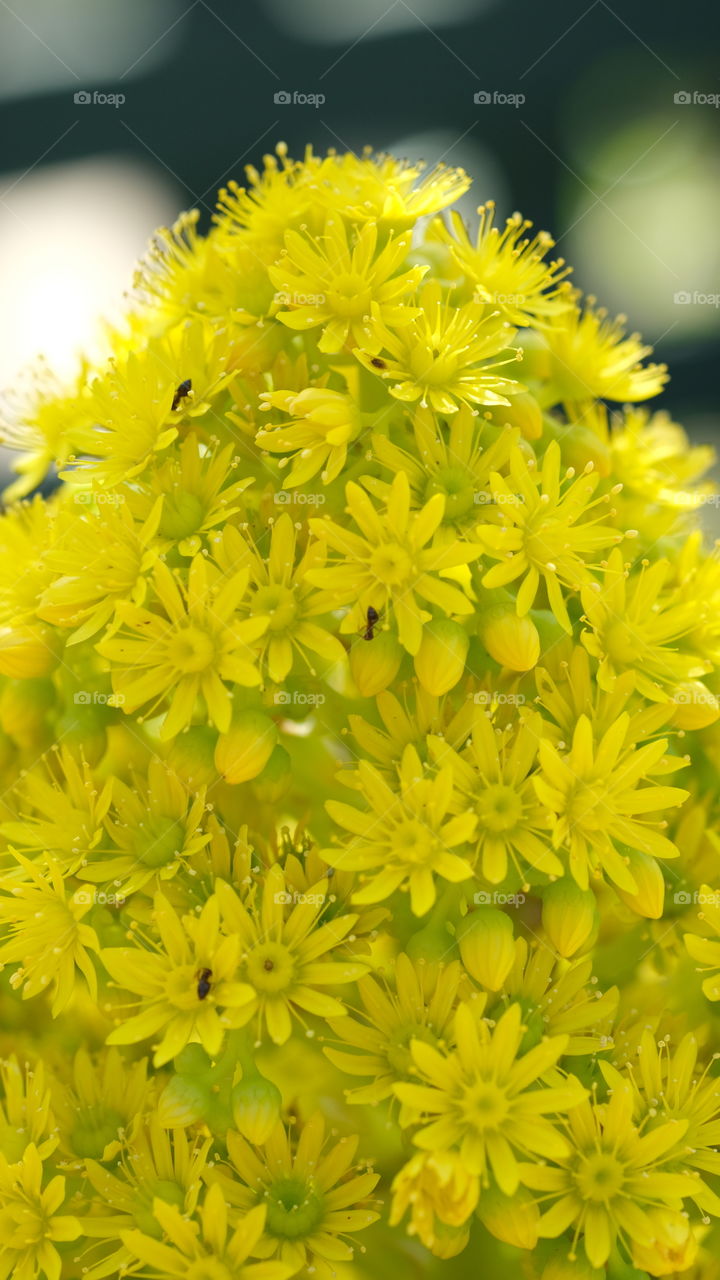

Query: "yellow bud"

xmin=231 ymin=1073 xmax=282 ymax=1144
xmin=215 ymin=710 xmax=278 ymax=784
xmin=457 ymin=906 xmax=515 ymax=990
xmin=477 ymin=1185 xmax=539 ymax=1249
xmin=157 ymin=1075 xmax=209 ymax=1128
xmin=350 ymin=630 xmax=403 ymax=696
xmin=671 ymin=680 xmax=720 ymax=729
xmin=167 ymin=725 xmax=219 ymax=788
xmin=542 ymin=880 xmax=596 ymax=957
xmin=614 ymin=849 xmax=665 ymax=919
xmin=542 ymin=1249 xmax=603 ymax=1280
xmin=490 ymin=390 xmax=543 ymax=440
xmin=0 ymin=625 xmax=60 ymax=677
xmin=478 ymin=605 xmax=540 ymax=671
xmin=414 ymin=619 xmax=469 ymax=696
xmin=558 ymin=422 xmax=611 ymax=475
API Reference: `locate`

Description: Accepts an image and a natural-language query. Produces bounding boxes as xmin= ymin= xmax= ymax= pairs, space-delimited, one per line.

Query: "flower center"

xmin=135 ymin=815 xmax=181 ymax=868
xmin=463 ymin=1080 xmax=509 ymax=1130
xmin=166 ymin=965 xmax=211 ymax=1010
xmin=369 ymin=542 xmax=413 ymax=586
xmin=327 ymin=275 xmax=372 ymax=317
xmin=524 ymin=518 xmax=564 ymax=568
xmin=425 ymin=466 xmax=476 ymax=520
xmin=386 ymin=1022 xmax=437 ymax=1075
xmin=186 ymin=1263 xmax=234 ymax=1280
xmin=72 ymin=1104 xmax=124 ymax=1158
xmin=566 ymin=781 xmax=605 ymax=829
xmin=393 ymin=819 xmax=435 ymax=865
xmin=264 ymin=1176 xmax=325 ymax=1239
xmin=476 ymin=784 xmax=523 ymax=833
xmin=246 ymin=942 xmax=295 ymax=992
xmin=604 ymin=619 xmax=640 ymax=665
xmin=253 ymin=584 xmax=298 ymax=633
xmin=160 ymin=492 xmax=206 ymax=541
xmin=133 ymin=1179 xmax=186 ymax=1237
xmin=167 ymin=625 xmax=215 ymax=673
xmin=575 ymin=1152 xmax=625 ymax=1202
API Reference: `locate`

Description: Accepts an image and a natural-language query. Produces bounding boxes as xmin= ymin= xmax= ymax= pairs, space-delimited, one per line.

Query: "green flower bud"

xmin=231 ymin=1072 xmax=282 ymax=1144
xmin=157 ymin=1074 xmax=211 ymax=1127
xmin=166 ymin=724 xmax=219 ymax=788
xmin=477 ymin=1185 xmax=539 ymax=1249
xmin=252 ymin=744 xmax=292 ymax=802
xmin=350 ymin=630 xmax=403 ymax=696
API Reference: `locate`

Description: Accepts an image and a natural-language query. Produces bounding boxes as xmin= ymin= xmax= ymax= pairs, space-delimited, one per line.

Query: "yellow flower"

xmin=355 ymin=279 xmax=523 ymax=414
xmin=0 ymin=853 xmax=99 ymax=1015
xmin=122 ymin=1191 xmax=295 ymax=1280
xmin=258 ymin=386 xmax=362 ymax=486
xmin=212 ymin=515 xmax=346 ymax=683
xmin=269 ymin=217 xmax=425 ymax=353
xmin=132 ymin=432 xmax=253 ymax=556
xmin=65 ymin=318 xmax=235 ymax=488
xmin=524 ymin=1086 xmax=704 ymax=1270
xmin=0 ymin=1057 xmax=55 ymax=1164
xmin=390 ymin=1150 xmax=479 ymax=1249
xmin=307 ymin=471 xmax=484 ymax=654
xmin=543 ymin=297 xmax=668 ymax=402
xmin=394 ymin=1001 xmax=586 ymax=1194
xmin=432 ymin=708 xmax=559 ymax=884
xmin=534 ymin=711 xmax=688 ymax=892
xmin=324 ymin=952 xmax=463 ymax=1107
xmin=580 ymin=546 xmax=711 ymax=699
xmin=325 ymin=743 xmax=476 ymax=916
xmin=476 ymin=439 xmax=625 ymax=633
xmin=304 ymin=148 xmax=471 ymax=225
xmin=102 ymin=892 xmax=255 ymax=1066
xmin=209 ymin=1113 xmax=379 ymax=1279
xmin=78 ymin=759 xmax=211 ymax=898
xmin=98 ymin=554 xmax=266 ymax=738
xmin=216 ymin=863 xmax=366 ymax=1046
xmin=0 ymin=1144 xmax=80 ymax=1280
xmin=50 ymin=1047 xmax=150 ymax=1164
xmin=433 ymin=201 xmax=573 ymax=326
xmin=0 ymin=746 xmax=112 ymax=876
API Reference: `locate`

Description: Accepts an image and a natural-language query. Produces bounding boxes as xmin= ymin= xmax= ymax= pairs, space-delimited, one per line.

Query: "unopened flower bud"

xmin=157 ymin=1075 xmax=210 ymax=1128
xmin=614 ymin=849 xmax=665 ymax=919
xmin=457 ymin=906 xmax=515 ymax=990
xmin=542 ymin=880 xmax=597 ymax=957
xmin=350 ymin=630 xmax=403 ymax=696
xmin=414 ymin=619 xmax=469 ymax=695
xmin=0 ymin=625 xmax=60 ymax=677
xmin=478 ymin=605 xmax=540 ymax=672
xmin=215 ymin=710 xmax=278 ymax=784
xmin=477 ymin=1185 xmax=539 ymax=1249
xmin=167 ymin=724 xmax=219 ymax=788
xmin=231 ymin=1072 xmax=282 ymax=1144
xmin=252 ymin=744 xmax=292 ymax=802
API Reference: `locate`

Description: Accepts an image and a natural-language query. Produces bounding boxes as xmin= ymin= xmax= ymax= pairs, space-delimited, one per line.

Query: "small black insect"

xmin=363 ymin=606 xmax=379 ymax=641
xmin=171 ymin=378 xmax=192 ymax=412
xmin=370 ymin=357 xmax=386 ymax=369
xmin=196 ymin=968 xmax=212 ymax=1000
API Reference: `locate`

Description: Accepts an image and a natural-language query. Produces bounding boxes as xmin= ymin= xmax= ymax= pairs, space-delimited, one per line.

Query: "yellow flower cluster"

xmin=0 ymin=142 xmax=719 ymax=1280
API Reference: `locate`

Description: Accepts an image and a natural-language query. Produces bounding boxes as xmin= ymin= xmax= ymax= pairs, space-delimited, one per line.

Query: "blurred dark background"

xmin=0 ymin=0 xmax=718 ymax=441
